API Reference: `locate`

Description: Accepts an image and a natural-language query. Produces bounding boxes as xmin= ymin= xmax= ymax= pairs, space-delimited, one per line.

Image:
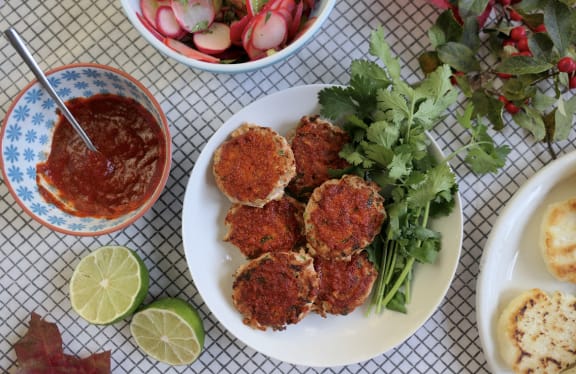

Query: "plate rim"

xmin=181 ymin=83 xmax=464 ymax=367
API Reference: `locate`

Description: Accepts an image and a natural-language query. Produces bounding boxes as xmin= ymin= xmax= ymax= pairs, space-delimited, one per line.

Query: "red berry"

xmin=510 ymin=26 xmax=527 ymax=41
xmin=557 ymin=57 xmax=576 ymax=73
xmin=570 ymin=75 xmax=576 ymax=89
xmin=517 ymin=38 xmax=529 ymax=52
xmin=498 ymin=95 xmax=509 ymax=104
xmin=505 ymin=102 xmax=520 ymax=114
xmin=509 ymin=8 xmax=523 ymax=21
xmin=497 ymin=72 xmax=513 ymax=79
xmin=533 ymin=24 xmax=546 ymax=33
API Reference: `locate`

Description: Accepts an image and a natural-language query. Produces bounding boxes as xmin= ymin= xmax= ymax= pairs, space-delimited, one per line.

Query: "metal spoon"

xmin=4 ymin=27 xmax=98 ymax=152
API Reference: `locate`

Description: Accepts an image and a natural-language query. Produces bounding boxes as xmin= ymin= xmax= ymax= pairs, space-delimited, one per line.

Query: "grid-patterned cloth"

xmin=0 ymin=0 xmax=571 ymax=373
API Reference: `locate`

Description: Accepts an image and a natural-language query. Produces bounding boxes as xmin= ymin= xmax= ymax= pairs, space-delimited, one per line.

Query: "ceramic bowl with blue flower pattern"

xmin=0 ymin=63 xmax=172 ymax=236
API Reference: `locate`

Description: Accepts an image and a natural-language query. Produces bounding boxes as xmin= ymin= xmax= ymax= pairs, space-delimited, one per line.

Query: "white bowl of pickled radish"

xmin=120 ymin=0 xmax=336 ymax=74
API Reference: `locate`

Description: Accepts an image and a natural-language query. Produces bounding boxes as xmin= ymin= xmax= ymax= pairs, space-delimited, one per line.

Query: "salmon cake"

xmin=224 ymin=195 xmax=306 ymax=259
xmin=287 ymin=115 xmax=350 ymax=198
xmin=231 ymin=251 xmax=319 ymax=331
xmin=304 ymin=174 xmax=386 ymax=260
xmin=212 ymin=124 xmax=296 ymax=207
xmin=313 ymin=251 xmax=377 ymax=316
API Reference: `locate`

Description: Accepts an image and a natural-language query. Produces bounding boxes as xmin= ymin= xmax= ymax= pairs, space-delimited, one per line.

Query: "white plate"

xmin=181 ymin=84 xmax=463 ymax=367
xmin=477 ymin=151 xmax=576 ymax=373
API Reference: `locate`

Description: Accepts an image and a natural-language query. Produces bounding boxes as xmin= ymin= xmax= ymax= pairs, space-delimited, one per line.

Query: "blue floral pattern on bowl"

xmin=1 ymin=64 xmax=170 ymax=236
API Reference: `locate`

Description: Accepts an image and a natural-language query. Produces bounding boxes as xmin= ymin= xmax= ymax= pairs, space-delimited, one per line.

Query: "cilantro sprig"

xmin=318 ymin=27 xmax=499 ymax=314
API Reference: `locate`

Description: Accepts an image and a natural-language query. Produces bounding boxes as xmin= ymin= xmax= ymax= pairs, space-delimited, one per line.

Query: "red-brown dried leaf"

xmin=14 ymin=312 xmax=111 ymax=374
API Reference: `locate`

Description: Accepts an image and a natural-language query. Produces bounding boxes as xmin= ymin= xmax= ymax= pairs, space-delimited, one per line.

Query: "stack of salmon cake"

xmin=212 ymin=116 xmax=386 ymax=331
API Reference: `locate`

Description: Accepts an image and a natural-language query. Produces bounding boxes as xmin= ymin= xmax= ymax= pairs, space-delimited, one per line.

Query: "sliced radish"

xmin=242 ymin=20 xmax=266 ymax=60
xmin=171 ymin=0 xmax=216 ymax=33
xmin=251 ymin=11 xmax=288 ymax=51
xmin=137 ymin=12 xmax=164 ymax=40
xmin=141 ymin=0 xmax=170 ymax=25
xmin=230 ymin=15 xmax=251 ymax=46
xmin=288 ymin=0 xmax=303 ymax=39
xmin=156 ymin=6 xmax=188 ymax=38
xmin=164 ymin=37 xmax=221 ymax=62
xmin=193 ymin=22 xmax=231 ymax=54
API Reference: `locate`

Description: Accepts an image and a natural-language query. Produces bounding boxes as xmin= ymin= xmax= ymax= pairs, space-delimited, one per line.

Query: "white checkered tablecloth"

xmin=1 ymin=0 xmax=573 ymax=373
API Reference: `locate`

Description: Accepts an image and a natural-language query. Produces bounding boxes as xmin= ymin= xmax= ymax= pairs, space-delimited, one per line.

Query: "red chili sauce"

xmin=36 ymin=94 xmax=166 ymax=219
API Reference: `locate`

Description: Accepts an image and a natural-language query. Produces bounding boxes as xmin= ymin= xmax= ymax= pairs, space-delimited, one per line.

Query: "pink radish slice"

xmin=251 ymin=11 xmax=288 ymax=50
xmin=156 ymin=6 xmax=187 ymax=38
xmin=242 ymin=21 xmax=266 ymax=60
xmin=164 ymin=37 xmax=221 ymax=62
xmin=137 ymin=12 xmax=164 ymax=40
xmin=193 ymin=22 xmax=231 ymax=54
xmin=288 ymin=0 xmax=303 ymax=39
xmin=230 ymin=15 xmax=251 ymax=46
xmin=171 ymin=0 xmax=215 ymax=33
xmin=140 ymin=0 xmax=171 ymax=26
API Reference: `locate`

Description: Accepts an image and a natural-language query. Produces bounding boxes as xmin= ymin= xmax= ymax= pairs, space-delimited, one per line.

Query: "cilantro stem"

xmin=380 ymin=256 xmax=415 ymax=310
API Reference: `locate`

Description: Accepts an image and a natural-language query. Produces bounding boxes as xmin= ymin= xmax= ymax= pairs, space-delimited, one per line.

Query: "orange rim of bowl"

xmin=0 ymin=62 xmax=172 ymax=236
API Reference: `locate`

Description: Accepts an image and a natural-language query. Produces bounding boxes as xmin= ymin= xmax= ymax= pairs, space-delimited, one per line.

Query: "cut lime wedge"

xmin=69 ymin=245 xmax=149 ymax=324
xmin=130 ymin=298 xmax=205 ymax=365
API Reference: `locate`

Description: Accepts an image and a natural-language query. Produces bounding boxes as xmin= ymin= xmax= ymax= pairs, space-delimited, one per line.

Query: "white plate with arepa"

xmin=477 ymin=151 xmax=576 ymax=373
xmin=181 ymin=84 xmax=463 ymax=367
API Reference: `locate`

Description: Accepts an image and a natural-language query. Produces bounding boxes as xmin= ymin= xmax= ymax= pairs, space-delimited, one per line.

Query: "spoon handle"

xmin=4 ymin=27 xmax=98 ymax=152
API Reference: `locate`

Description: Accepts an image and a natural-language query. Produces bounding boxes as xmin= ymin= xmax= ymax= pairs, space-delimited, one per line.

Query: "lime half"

xmin=69 ymin=245 xmax=149 ymax=324
xmin=130 ymin=298 xmax=205 ymax=365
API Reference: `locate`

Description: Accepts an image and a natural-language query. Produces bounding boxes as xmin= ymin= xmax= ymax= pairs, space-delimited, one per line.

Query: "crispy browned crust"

xmin=212 ymin=124 xmax=296 ymax=207
xmin=313 ymin=251 xmax=377 ymax=316
xmin=304 ymin=175 xmax=386 ymax=260
xmin=497 ymin=288 xmax=576 ymax=373
xmin=287 ymin=115 xmax=350 ymax=199
xmin=231 ymin=251 xmax=319 ymax=331
xmin=224 ymin=195 xmax=306 ymax=259
xmin=541 ymin=198 xmax=576 ymax=283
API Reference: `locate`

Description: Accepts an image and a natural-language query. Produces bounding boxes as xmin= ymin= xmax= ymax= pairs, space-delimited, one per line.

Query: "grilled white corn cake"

xmin=541 ymin=198 xmax=576 ymax=283
xmin=497 ymin=288 xmax=576 ymax=374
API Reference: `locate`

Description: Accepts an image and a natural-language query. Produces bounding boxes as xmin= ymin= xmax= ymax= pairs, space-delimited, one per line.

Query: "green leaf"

xmin=461 ymin=17 xmax=481 ymax=51
xmin=431 ymin=9 xmax=464 ymax=45
xmin=366 ymin=120 xmax=400 ymax=148
xmin=407 ymin=163 xmax=455 ymax=208
xmin=418 ymin=51 xmax=442 ymax=75
xmin=318 ymin=86 xmax=357 ymax=121
xmin=496 ymin=55 xmax=554 ymax=75
xmin=512 ymin=107 xmax=546 ymax=140
xmin=528 ymin=32 xmax=555 ymax=60
xmin=459 ymin=0 xmax=491 ymax=17
xmin=471 ymin=91 xmax=505 ymax=130
xmin=553 ymin=95 xmax=576 ymax=141
xmin=387 ymin=152 xmax=413 ymax=180
xmin=465 ymin=144 xmax=511 ymax=174
xmin=532 ymin=90 xmax=557 ymax=111
xmin=369 ymin=27 xmax=401 ymax=80
xmin=501 ymin=76 xmax=538 ymax=100
xmin=437 ymin=42 xmax=481 ymax=72
xmin=544 ymin=0 xmax=574 ymax=55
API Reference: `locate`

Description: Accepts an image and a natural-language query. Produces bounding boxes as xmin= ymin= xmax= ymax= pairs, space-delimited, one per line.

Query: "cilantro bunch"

xmin=318 ymin=28 xmax=469 ymax=313
xmin=420 ymin=0 xmax=576 ymax=159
